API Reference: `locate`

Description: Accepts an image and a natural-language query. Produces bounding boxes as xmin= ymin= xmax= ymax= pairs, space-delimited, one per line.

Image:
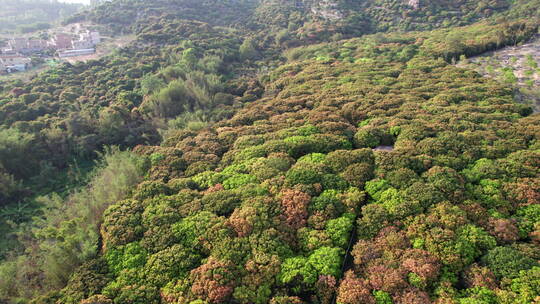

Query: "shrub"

xmin=172 ymin=211 xmax=228 ymax=253
xmin=284 ymin=136 xmax=324 ymax=159
xmin=325 ymin=214 xmax=355 ymax=248
xmin=482 ymin=247 xmax=537 ymax=279
xmin=59 ymin=258 xmax=112 ymax=304
xmin=308 ymin=247 xmax=343 ymax=278
xmin=101 ymin=200 xmax=145 ymax=249
xmin=297 ymin=153 xmax=327 ymax=164
xmin=311 ymin=190 xmax=343 ymax=212
xmin=279 ymin=257 xmax=317 ymax=287
xmin=105 ymin=243 xmax=147 ymax=275
xmin=201 ymin=189 xmax=241 ymax=215
xmin=223 ymin=174 xmax=257 ymax=190
xmin=285 ymin=168 xmax=322 ymax=186
xmin=324 ymin=149 xmax=374 ymax=173
xmin=143 ymin=244 xmax=201 ymax=287
xmin=281 ymin=189 xmax=310 ymax=229
xmin=340 ymin=163 xmax=374 ymax=188
xmin=353 ymin=129 xmax=380 ymax=148
xmin=133 ymin=181 xmax=171 ymax=200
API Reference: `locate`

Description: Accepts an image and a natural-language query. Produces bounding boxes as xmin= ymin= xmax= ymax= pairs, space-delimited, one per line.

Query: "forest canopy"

xmin=0 ymin=0 xmax=539 ymax=303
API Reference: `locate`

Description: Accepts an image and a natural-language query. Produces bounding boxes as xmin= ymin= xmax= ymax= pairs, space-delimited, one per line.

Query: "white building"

xmin=58 ymin=48 xmax=95 ymax=58
xmin=72 ymin=31 xmax=101 ymax=50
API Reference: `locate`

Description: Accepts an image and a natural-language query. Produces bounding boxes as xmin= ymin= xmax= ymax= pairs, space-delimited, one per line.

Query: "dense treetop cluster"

xmin=0 ymin=0 xmax=539 ymax=303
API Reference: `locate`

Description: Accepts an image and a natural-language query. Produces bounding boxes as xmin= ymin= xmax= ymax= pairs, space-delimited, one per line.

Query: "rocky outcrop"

xmin=311 ymin=0 xmax=344 ymax=20
xmin=408 ymin=0 xmax=420 ymax=9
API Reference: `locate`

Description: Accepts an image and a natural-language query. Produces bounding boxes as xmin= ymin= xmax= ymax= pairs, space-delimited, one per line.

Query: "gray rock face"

xmin=408 ymin=0 xmax=420 ymax=9
xmin=310 ymin=0 xmax=344 ymax=20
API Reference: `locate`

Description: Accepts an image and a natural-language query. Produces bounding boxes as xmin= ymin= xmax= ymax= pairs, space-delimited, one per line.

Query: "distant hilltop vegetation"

xmin=0 ymin=0 xmax=82 ymax=34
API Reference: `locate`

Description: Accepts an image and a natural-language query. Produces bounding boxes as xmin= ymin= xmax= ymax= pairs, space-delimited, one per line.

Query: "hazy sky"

xmin=59 ymin=0 xmax=90 ymax=4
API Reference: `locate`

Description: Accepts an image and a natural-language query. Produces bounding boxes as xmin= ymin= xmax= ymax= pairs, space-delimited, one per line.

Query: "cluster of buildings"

xmin=0 ymin=27 xmax=101 ymax=74
xmin=0 ymin=54 xmax=31 ymax=74
xmin=57 ymin=29 xmax=101 ymax=58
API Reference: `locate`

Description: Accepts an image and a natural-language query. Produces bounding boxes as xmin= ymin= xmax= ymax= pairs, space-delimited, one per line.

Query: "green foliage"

xmin=143 ymin=244 xmax=201 ymax=287
xmin=365 ymin=179 xmax=390 ymax=201
xmin=373 ymin=290 xmax=393 ymax=304
xmin=239 ymin=38 xmax=259 ymax=61
xmin=357 ymin=203 xmax=391 ymax=239
xmin=284 ymin=136 xmax=323 ymax=159
xmin=354 ymin=129 xmax=380 ymax=148
xmin=285 ymin=167 xmax=322 ymax=187
xmin=280 ymin=247 xmax=343 ymax=290
xmin=509 ymin=267 xmax=540 ymax=304
xmin=0 ymin=148 xmax=145 ymax=301
xmin=2 ymin=1 xmax=540 ymax=303
xmin=456 ymin=224 xmax=497 ymax=264
xmin=458 ymin=287 xmax=498 ymax=304
xmin=279 ymin=256 xmax=317 ymax=287
xmin=105 ymin=243 xmax=147 ymax=275
xmin=297 ymin=153 xmax=326 ymax=164
xmin=200 ymin=189 xmax=241 ymax=215
xmin=325 ymin=213 xmax=355 ymax=248
xmin=482 ymin=247 xmax=538 ymax=279
xmin=312 ymin=190 xmax=343 ymax=212
xmin=0 ymin=127 xmax=37 ymax=179
xmin=172 ymin=211 xmax=227 ymax=252
xmin=516 ymin=204 xmax=540 ymax=236
xmin=140 ymin=74 xmax=166 ymax=96
xmin=307 ymin=246 xmax=343 ymax=278
xmin=223 ymin=174 xmax=257 ymax=190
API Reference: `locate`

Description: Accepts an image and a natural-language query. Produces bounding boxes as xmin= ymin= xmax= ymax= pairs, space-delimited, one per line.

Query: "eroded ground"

xmin=457 ymin=34 xmax=540 ymax=111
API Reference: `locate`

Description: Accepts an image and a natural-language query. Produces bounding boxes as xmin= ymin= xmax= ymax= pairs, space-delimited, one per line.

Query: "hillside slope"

xmin=0 ymin=0 xmax=539 ymax=303
xmin=0 ymin=0 xmax=82 ymax=33
xmin=69 ymin=0 xmax=514 ymax=42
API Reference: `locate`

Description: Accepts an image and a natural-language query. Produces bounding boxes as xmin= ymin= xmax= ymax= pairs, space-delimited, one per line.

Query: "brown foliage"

xmin=269 ymin=296 xmax=305 ymax=304
xmin=503 ymin=178 xmax=540 ymax=206
xmin=205 ymin=183 xmax=225 ymax=194
xmin=228 ymin=206 xmax=256 ymax=237
xmin=190 ymin=258 xmax=236 ymax=303
xmin=487 ymin=218 xmax=519 ymax=244
xmin=340 ymin=163 xmax=374 ymax=188
xmin=531 ymin=225 xmax=540 ymax=245
xmin=280 ymin=189 xmax=310 ymax=229
xmin=315 ymin=275 xmax=337 ymax=304
xmin=336 ymin=271 xmax=375 ymax=304
xmin=401 ymin=249 xmax=441 ymax=282
xmin=243 ymin=253 xmax=281 ymax=287
xmin=463 ymin=264 xmax=498 ymax=289
xmin=394 ymin=288 xmax=431 ymax=304
xmin=352 ymin=227 xmax=410 ymax=272
xmin=367 ymin=265 xmax=408 ymax=294
xmin=351 ymin=239 xmax=383 ymax=271
xmin=80 ymin=295 xmax=113 ymax=304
